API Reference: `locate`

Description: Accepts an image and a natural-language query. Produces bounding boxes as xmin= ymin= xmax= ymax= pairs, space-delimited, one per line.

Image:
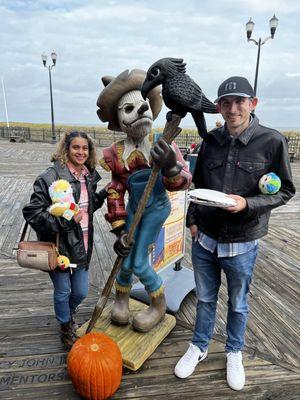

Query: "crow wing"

xmin=164 ymin=75 xmax=217 ymax=114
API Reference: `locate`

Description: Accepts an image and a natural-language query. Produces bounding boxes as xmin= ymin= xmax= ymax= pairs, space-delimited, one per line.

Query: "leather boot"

xmin=132 ymin=290 xmax=166 ymax=333
xmin=60 ymin=321 xmax=78 ymax=350
xmin=111 ymin=285 xmax=131 ymax=325
xmin=71 ymin=315 xmax=79 ymax=331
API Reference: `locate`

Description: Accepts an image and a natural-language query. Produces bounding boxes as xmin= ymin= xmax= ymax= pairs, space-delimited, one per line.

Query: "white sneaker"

xmin=226 ymin=351 xmax=245 ymax=391
xmin=174 ymin=343 xmax=208 ymax=378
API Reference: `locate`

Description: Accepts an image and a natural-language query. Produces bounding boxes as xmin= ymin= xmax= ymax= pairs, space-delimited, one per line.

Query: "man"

xmin=174 ymin=76 xmax=295 ymax=390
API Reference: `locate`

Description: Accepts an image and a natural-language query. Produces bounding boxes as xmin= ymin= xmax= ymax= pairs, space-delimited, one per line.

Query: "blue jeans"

xmin=49 ymin=269 xmax=89 ymax=324
xmin=191 ymin=240 xmax=258 ymax=353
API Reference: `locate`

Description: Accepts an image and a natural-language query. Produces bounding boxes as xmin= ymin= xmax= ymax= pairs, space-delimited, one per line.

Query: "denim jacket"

xmin=187 ymin=115 xmax=295 ymax=242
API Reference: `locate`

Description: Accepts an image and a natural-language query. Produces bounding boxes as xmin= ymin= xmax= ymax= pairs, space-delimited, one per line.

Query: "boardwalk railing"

xmin=1 ymin=126 xmax=299 ymax=159
xmin=0 ymin=126 xmax=126 ymax=146
xmin=172 ymin=132 xmax=300 ymax=161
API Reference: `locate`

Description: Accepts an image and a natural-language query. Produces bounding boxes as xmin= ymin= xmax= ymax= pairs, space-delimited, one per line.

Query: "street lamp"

xmin=246 ymin=15 xmax=279 ymax=96
xmin=41 ymin=51 xmax=57 ymax=143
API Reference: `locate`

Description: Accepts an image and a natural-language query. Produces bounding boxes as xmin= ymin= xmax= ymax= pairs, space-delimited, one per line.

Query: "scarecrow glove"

xmin=151 ymin=138 xmax=183 ymax=177
xmin=113 ymin=231 xmax=134 ymax=258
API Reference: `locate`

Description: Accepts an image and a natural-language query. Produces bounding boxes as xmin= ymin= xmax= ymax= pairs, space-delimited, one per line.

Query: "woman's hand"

xmin=73 ymin=210 xmax=83 ymax=223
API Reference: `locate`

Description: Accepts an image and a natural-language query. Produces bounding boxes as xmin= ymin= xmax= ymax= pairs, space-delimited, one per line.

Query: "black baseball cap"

xmin=215 ymin=76 xmax=254 ymax=103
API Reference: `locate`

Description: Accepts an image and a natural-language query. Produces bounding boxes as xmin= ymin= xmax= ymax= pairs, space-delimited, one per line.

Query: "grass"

xmin=0 ymin=121 xmax=299 ymax=138
xmin=0 ymin=121 xmax=108 ymax=134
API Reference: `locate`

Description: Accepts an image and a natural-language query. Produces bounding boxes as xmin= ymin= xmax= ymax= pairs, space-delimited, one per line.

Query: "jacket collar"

xmin=67 ymin=162 xmax=90 ymax=179
xmin=212 ymin=113 xmax=259 ymax=146
xmin=53 ymin=161 xmax=78 ymax=182
xmin=53 ymin=161 xmax=101 ymax=184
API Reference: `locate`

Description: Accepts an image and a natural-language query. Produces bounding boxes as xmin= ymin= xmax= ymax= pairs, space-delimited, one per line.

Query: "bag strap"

xmin=20 ymin=221 xmax=29 ymax=242
xmin=19 ymin=221 xmax=59 ymax=247
xmin=20 ymin=171 xmax=63 ymax=247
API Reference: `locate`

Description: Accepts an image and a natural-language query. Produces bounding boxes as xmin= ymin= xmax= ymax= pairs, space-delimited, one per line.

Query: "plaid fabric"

xmin=197 ymin=231 xmax=258 ymax=258
xmin=67 ymin=163 xmax=90 ymax=252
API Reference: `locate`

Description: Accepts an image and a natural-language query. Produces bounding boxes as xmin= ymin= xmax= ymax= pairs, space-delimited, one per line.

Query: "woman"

xmin=23 ymin=131 xmax=107 ymax=349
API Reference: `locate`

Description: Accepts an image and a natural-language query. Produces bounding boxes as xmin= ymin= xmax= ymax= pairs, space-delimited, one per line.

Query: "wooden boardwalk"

xmin=0 ymin=140 xmax=299 ymax=399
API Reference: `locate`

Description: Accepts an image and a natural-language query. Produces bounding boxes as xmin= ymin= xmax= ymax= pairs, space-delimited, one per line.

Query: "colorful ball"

xmin=259 ymin=172 xmax=281 ymax=195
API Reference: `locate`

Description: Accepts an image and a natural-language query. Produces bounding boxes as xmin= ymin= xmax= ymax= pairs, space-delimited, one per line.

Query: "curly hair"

xmin=51 ymin=131 xmax=97 ymax=170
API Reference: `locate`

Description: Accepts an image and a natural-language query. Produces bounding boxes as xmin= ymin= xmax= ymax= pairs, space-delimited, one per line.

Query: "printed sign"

xmin=149 ymin=131 xmax=187 ymax=271
xmin=151 ymin=188 xmax=187 ymax=271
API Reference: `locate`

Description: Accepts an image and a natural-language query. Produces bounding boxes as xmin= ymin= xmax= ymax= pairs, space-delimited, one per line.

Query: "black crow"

xmin=141 ymin=57 xmax=218 ymax=138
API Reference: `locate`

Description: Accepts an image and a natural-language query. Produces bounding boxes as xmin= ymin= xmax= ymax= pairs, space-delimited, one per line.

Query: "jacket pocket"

xmin=203 ymin=159 xmax=224 ymax=190
xmin=236 ymin=160 xmax=271 ymax=194
xmin=205 ymin=159 xmax=224 ymax=170
xmin=237 ymin=161 xmax=267 ymax=174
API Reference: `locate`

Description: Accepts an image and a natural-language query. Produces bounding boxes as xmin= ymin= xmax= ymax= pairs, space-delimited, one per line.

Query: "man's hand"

xmin=189 ymin=224 xmax=198 ymax=239
xmin=224 ymin=195 xmax=247 ymax=213
xmin=113 ymin=231 xmax=135 ymax=258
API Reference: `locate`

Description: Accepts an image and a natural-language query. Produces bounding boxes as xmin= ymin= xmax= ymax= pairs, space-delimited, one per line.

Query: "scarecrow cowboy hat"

xmin=96 ymin=69 xmax=162 ymax=132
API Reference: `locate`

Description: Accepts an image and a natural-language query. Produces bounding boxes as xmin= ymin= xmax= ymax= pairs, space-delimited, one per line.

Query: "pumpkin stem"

xmin=90 ymin=344 xmax=99 ymax=352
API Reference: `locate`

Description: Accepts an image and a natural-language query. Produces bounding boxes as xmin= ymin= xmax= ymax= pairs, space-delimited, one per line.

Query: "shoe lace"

xmin=228 ymin=353 xmax=242 ymax=371
xmin=184 ymin=344 xmax=200 ymax=363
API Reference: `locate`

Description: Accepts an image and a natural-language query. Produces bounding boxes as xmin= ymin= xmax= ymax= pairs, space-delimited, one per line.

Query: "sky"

xmin=0 ymin=0 xmax=299 ymax=130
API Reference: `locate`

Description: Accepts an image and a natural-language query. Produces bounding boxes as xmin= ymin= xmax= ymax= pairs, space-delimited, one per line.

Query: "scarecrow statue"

xmin=97 ymin=69 xmax=192 ymax=332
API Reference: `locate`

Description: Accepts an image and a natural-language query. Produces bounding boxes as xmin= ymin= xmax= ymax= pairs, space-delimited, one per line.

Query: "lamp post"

xmin=246 ymin=15 xmax=279 ymax=97
xmin=41 ymin=51 xmax=57 ymax=143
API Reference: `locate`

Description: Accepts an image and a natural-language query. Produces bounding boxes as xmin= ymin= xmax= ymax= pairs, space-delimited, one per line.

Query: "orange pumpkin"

xmin=67 ymin=332 xmax=122 ymax=400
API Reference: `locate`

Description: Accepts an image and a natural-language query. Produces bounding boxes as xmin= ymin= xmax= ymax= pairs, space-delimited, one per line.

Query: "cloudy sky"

xmin=0 ymin=0 xmax=299 ymax=130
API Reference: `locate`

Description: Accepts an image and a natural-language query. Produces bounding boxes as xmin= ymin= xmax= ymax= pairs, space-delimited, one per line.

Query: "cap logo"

xmin=224 ymin=82 xmax=237 ymax=92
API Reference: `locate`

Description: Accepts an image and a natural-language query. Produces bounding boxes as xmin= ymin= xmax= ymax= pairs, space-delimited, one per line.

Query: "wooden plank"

xmin=1 ymin=322 xmax=299 ymax=400
xmin=77 ymin=298 xmax=176 ymax=371
xmin=1 ymin=141 xmax=300 ymax=399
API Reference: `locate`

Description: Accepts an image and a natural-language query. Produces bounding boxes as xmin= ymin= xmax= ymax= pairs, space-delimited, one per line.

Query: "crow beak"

xmin=141 ymin=85 xmax=147 ymax=100
xmin=141 ymin=80 xmax=151 ymax=100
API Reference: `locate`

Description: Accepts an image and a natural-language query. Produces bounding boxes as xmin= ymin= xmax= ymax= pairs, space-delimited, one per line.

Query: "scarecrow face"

xmin=117 ymin=90 xmax=153 ymax=140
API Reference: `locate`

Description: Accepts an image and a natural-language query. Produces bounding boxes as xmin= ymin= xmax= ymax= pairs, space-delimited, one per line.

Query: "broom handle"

xmin=86 ymin=115 xmax=182 ymax=333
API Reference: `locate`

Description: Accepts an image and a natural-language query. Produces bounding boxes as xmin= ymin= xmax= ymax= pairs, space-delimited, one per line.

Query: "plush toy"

xmin=57 ymin=255 xmax=71 ymax=270
xmin=259 ymin=172 xmax=281 ymax=195
xmin=56 ymin=254 xmax=77 ymax=271
xmin=48 ymin=179 xmax=80 ymax=221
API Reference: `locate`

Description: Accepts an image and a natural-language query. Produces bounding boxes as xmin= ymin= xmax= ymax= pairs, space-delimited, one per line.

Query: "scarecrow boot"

xmin=132 ymin=287 xmax=166 ymax=333
xmin=60 ymin=321 xmax=79 ymax=350
xmin=111 ymin=283 xmax=131 ymax=325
